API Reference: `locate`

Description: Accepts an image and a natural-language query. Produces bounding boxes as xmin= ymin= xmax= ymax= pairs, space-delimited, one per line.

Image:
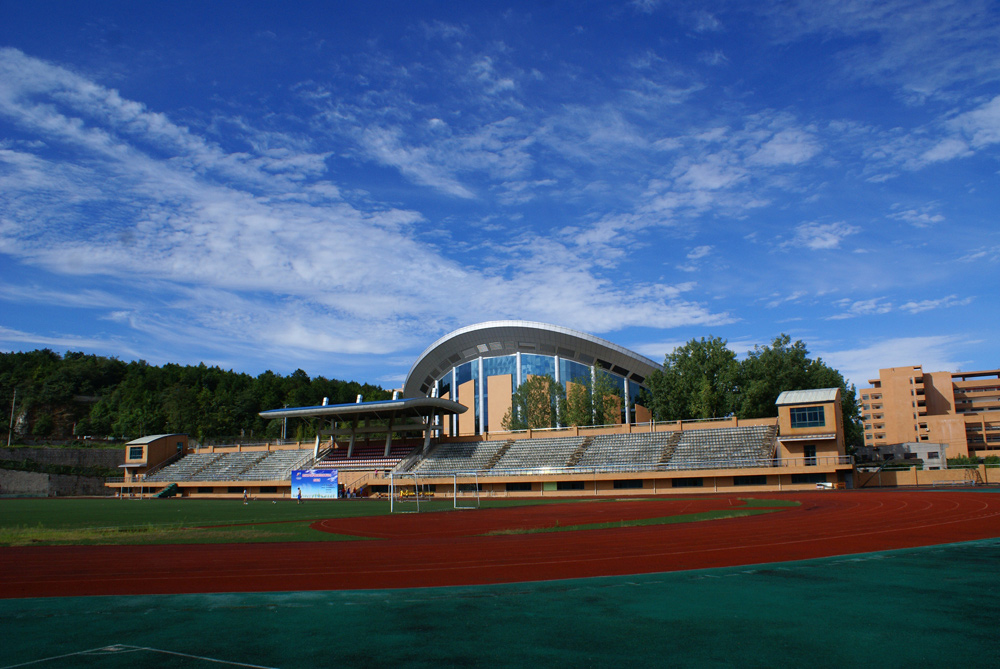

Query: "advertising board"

xmin=291 ymin=469 xmax=339 ymax=499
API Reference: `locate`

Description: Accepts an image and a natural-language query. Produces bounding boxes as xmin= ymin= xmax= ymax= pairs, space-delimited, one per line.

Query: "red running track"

xmin=3 ymin=490 xmax=1000 ymax=599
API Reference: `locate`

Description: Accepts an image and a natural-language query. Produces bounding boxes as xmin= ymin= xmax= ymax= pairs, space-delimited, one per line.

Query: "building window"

xmin=804 ymin=445 xmax=817 ymax=466
xmin=733 ymin=475 xmax=767 ymax=486
xmin=128 ymin=446 xmax=144 ymax=460
xmin=556 ymin=481 xmax=585 ymax=491
xmin=613 ymin=479 xmax=643 ymax=489
xmin=506 ymin=481 xmax=532 ymax=492
xmin=790 ymin=406 xmax=825 ymax=428
xmin=792 ymin=473 xmax=828 ymax=484
xmin=927 ymin=452 xmax=940 ymax=460
xmin=672 ymin=478 xmax=704 ymax=488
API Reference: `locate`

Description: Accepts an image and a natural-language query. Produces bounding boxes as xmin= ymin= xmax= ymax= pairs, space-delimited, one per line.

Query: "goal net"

xmin=389 ymin=472 xmax=481 ymax=513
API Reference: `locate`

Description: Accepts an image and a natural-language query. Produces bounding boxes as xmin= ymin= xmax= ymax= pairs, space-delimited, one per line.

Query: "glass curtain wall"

xmin=481 ymin=355 xmax=516 ymax=431
xmin=435 ymin=354 xmax=649 ymax=434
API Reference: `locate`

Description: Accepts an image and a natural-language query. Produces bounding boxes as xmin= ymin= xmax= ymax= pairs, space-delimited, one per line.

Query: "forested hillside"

xmin=0 ymin=350 xmax=390 ymax=444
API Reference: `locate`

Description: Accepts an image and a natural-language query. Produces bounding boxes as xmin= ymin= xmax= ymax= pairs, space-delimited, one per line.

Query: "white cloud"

xmin=819 ymin=335 xmax=973 ymax=387
xmin=827 ymin=297 xmax=893 ymax=320
xmin=0 ymin=49 xmax=736 ymax=362
xmin=749 ymin=129 xmax=821 ymax=166
xmin=899 ymin=295 xmax=974 ymax=313
xmin=788 ymin=221 xmax=861 ymax=250
xmin=950 ymin=94 xmax=1000 ymax=148
xmin=0 ymin=325 xmax=140 ymax=358
xmin=918 ymin=137 xmax=972 ymax=164
xmin=889 ymin=206 xmax=945 ymax=227
xmin=764 ymin=0 xmax=1000 ymax=102
xmin=687 ymin=245 xmax=713 ymax=260
xmin=959 ymin=245 xmax=1000 ymax=263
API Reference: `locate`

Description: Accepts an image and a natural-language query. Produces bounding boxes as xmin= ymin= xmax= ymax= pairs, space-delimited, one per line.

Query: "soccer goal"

xmin=388 ymin=472 xmax=481 ymax=513
xmin=452 ymin=472 xmax=481 ymax=510
xmin=389 ymin=472 xmax=424 ymax=513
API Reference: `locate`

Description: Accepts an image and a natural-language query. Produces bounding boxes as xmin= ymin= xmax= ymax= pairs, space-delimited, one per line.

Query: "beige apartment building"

xmin=861 ymin=365 xmax=1000 ymax=460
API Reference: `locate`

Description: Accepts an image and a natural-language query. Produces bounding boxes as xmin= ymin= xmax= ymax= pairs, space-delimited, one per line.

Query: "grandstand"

xmin=145 ymin=448 xmax=314 ymax=485
xmin=666 ymin=425 xmax=778 ymax=469
xmin=314 ymin=440 xmax=419 ymax=471
xmin=403 ymin=425 xmax=777 ymax=475
xmin=107 ymin=322 xmax=854 ymax=498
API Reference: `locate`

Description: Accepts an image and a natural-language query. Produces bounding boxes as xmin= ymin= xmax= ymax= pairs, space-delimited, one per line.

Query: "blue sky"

xmin=1 ymin=1 xmax=998 ymax=390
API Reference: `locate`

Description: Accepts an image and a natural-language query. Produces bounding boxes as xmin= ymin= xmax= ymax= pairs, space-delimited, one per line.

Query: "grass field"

xmin=3 ymin=493 xmax=1000 ymax=667
xmin=0 ymin=497 xmax=794 ymax=546
xmin=3 ymin=539 xmax=999 ymax=667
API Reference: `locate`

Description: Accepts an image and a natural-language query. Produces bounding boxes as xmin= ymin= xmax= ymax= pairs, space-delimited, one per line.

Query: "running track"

xmin=3 ymin=490 xmax=1000 ymax=599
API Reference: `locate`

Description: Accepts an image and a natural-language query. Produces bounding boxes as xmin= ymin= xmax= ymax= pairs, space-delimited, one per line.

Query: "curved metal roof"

xmin=259 ymin=397 xmax=466 ymax=421
xmin=403 ymin=320 xmax=663 ymax=398
xmin=775 ymin=388 xmax=840 ymax=405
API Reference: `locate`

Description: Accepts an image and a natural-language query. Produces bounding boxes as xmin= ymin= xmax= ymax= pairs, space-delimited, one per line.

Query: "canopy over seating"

xmin=259 ymin=397 xmax=467 ymax=458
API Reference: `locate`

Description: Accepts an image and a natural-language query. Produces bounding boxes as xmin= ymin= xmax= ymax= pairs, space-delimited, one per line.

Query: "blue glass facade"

xmin=434 ymin=352 xmax=651 ymax=434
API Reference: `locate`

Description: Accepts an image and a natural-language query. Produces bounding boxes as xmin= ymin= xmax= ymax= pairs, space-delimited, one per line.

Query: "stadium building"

xmin=861 ymin=365 xmax=1000 ymax=461
xmin=107 ymin=321 xmax=856 ymax=498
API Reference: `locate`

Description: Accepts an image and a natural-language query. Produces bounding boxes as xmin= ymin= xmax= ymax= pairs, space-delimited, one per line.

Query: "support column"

xmin=423 ymin=411 xmax=434 ymax=454
xmin=452 ymin=368 xmax=458 ymax=435
xmin=624 ymin=377 xmax=631 ymax=426
xmin=591 ymin=365 xmax=597 ymax=423
xmin=554 ymin=355 xmax=561 ymax=428
xmin=384 ymin=418 xmax=394 ymax=457
xmin=478 ymin=357 xmax=485 ymax=435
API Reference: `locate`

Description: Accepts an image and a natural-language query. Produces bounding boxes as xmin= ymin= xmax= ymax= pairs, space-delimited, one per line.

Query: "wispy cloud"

xmin=827 ymin=297 xmax=893 ymax=320
xmin=899 ymin=295 xmax=974 ymax=313
xmin=819 ymin=335 xmax=976 ymax=387
xmin=787 ymin=221 xmax=860 ymax=250
xmin=0 ymin=48 xmax=734 ymax=365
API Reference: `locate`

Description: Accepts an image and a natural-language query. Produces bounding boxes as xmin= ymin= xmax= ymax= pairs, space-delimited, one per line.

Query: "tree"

xmin=502 ymin=375 xmax=563 ymax=431
xmin=562 ymin=379 xmax=593 ymax=427
xmin=735 ymin=334 xmax=862 ymax=451
xmin=559 ymin=372 xmax=623 ymax=427
xmin=646 ymin=336 xmax=739 ymax=421
xmin=591 ymin=371 xmax=624 ymax=426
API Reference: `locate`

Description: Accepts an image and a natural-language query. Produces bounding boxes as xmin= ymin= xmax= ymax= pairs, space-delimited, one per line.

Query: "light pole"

xmin=7 ymin=388 xmax=15 ymax=448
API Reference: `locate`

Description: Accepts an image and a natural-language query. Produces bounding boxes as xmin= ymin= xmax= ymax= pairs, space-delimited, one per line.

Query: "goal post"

xmin=453 ymin=472 xmax=480 ymax=510
xmin=389 ymin=471 xmax=481 ymax=512
xmin=389 ymin=471 xmax=421 ymax=513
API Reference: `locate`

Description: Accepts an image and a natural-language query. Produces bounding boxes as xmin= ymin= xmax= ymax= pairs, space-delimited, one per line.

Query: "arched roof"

xmin=259 ymin=397 xmax=466 ymax=421
xmin=403 ymin=320 xmax=663 ymax=398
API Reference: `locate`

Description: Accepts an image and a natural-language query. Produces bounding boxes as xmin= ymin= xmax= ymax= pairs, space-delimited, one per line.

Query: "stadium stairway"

xmin=155 ymin=483 xmax=179 ymax=498
xmin=484 ymin=440 xmax=513 ymax=470
xmin=565 ymin=436 xmax=593 ymax=467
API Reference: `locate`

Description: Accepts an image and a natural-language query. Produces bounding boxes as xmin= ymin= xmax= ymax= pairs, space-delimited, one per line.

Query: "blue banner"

xmin=292 ymin=469 xmax=339 ymax=499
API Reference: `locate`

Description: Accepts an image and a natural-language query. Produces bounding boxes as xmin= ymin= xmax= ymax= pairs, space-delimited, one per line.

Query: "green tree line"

xmin=647 ymin=335 xmax=862 ymax=450
xmin=0 ymin=350 xmax=390 ymax=444
xmin=497 ymin=334 xmax=862 ymax=452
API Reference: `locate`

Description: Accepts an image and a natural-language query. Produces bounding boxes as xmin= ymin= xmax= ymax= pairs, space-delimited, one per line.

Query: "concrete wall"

xmin=0 ymin=447 xmax=123 ymax=497
xmin=0 ymin=468 xmax=112 ymax=496
xmin=0 ymin=469 xmax=50 ymax=496
xmin=856 ymin=465 xmax=994 ymax=488
xmin=0 ymin=447 xmax=125 ymax=468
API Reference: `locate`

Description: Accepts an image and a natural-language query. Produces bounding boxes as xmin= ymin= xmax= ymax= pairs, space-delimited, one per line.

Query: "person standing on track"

xmin=297 ymin=487 xmax=302 ymax=504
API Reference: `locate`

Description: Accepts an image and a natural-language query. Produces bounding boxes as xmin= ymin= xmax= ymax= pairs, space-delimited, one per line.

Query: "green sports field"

xmin=2 ymin=495 xmax=1000 ymax=668
xmin=2 ymin=539 xmax=999 ymax=668
xmin=0 ymin=497 xmax=793 ymax=546
xmin=0 ymin=497 xmax=543 ymax=545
